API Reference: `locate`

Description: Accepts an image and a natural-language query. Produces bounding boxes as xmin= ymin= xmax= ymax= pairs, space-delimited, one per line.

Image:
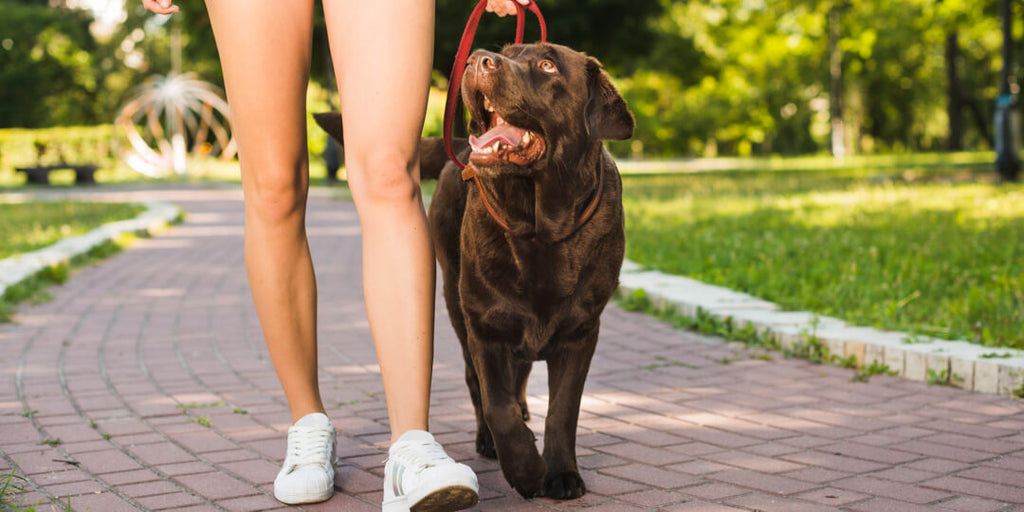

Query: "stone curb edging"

xmin=0 ymin=201 xmax=182 ymax=298
xmin=617 ymin=259 xmax=1024 ymax=397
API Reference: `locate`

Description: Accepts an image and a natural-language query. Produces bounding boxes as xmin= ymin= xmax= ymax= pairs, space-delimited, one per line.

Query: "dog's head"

xmin=462 ymin=42 xmax=633 ymax=175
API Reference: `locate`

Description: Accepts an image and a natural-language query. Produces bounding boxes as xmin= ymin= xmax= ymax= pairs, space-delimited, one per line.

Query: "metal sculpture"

xmin=115 ymin=72 xmax=236 ymax=177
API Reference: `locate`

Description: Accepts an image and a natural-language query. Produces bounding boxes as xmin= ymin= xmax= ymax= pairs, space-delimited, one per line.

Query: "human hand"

xmin=486 ymin=0 xmax=530 ymax=17
xmin=142 ymin=0 xmax=178 ymax=15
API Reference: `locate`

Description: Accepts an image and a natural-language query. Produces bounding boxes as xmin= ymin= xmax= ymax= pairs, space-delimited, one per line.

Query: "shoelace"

xmin=285 ymin=426 xmax=332 ymax=470
xmin=386 ymin=440 xmax=453 ymax=472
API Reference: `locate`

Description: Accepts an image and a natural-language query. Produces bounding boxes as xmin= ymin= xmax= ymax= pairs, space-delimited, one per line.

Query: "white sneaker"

xmin=273 ymin=412 xmax=336 ymax=504
xmin=383 ymin=430 xmax=479 ymax=512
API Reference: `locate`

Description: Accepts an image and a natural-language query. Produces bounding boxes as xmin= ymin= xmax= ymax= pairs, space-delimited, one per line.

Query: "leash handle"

xmin=443 ymin=0 xmax=547 ymax=170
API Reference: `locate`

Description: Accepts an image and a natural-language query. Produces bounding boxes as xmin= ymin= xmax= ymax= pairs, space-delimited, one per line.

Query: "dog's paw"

xmin=475 ymin=430 xmax=497 ymax=459
xmin=543 ymin=471 xmax=586 ymax=500
xmin=511 ymin=473 xmax=545 ymax=499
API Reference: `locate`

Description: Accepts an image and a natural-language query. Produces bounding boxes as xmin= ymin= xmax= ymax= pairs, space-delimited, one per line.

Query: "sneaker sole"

xmin=274 ymin=487 xmax=334 ymax=505
xmin=410 ymin=485 xmax=479 ymax=512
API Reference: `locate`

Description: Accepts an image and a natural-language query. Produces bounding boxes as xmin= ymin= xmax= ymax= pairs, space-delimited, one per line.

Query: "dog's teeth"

xmin=484 ymin=97 xmax=495 ymax=112
xmin=522 ymin=132 xmax=532 ymax=144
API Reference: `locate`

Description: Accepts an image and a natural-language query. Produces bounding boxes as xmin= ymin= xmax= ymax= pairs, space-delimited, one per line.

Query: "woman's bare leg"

xmin=205 ymin=0 xmax=325 ymax=422
xmin=322 ymin=0 xmax=436 ymax=442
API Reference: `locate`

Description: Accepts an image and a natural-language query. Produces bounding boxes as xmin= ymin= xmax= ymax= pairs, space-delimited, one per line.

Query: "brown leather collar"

xmin=461 ymin=164 xmax=604 ymax=237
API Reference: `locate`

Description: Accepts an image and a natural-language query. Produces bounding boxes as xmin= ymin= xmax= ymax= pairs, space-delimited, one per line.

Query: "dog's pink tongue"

xmin=470 ymin=124 xmax=527 ymax=151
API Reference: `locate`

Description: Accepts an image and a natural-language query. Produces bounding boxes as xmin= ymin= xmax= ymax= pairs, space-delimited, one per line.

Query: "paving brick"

xmin=599 ymin=463 xmax=700 ymax=490
xmin=676 ymin=482 xmax=748 ymax=500
xmin=922 ymin=476 xmax=1024 ymax=503
xmin=781 ymin=450 xmax=889 ymax=474
xmin=702 ymin=450 xmax=805 ymax=474
xmin=60 ymin=491 xmax=137 ymax=512
xmin=845 ymin=497 xmax=939 ymax=512
xmin=833 ymin=475 xmax=953 ymax=504
xmin=867 ymin=466 xmax=940 ymax=483
xmin=894 ymin=440 xmax=995 ymax=464
xmin=218 ymin=458 xmax=281 ymax=486
xmin=708 ymin=468 xmax=818 ymax=496
xmin=724 ymin=492 xmax=841 ymax=512
xmin=175 ymin=472 xmax=260 ymax=501
xmin=596 ymin=442 xmax=692 ymax=466
xmin=794 ymin=486 xmax=872 ymax=506
xmin=615 ymin=489 xmax=687 ymax=507
xmin=135 ymin=492 xmax=206 ymax=510
xmin=660 ymin=501 xmax=748 ymax=512
xmin=666 ymin=460 xmax=733 ymax=476
xmin=215 ymin=493 xmax=283 ymax=511
xmin=938 ymin=495 xmax=1014 ymax=512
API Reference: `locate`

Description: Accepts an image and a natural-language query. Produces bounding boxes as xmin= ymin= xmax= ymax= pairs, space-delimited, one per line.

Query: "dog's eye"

xmin=538 ymin=60 xmax=558 ymax=74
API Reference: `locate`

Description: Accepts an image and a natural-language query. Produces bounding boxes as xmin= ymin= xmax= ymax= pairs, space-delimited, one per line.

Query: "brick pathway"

xmin=2 ymin=186 xmax=1024 ymax=512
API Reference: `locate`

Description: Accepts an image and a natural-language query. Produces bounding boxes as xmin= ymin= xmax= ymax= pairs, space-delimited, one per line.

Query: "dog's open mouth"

xmin=469 ymin=95 xmax=546 ymax=166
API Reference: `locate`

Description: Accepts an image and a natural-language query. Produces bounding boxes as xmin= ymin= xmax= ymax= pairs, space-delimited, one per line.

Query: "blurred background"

xmin=0 ymin=0 xmax=1015 ymax=168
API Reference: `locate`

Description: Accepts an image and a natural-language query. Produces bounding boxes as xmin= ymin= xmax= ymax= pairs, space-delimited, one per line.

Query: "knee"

xmin=346 ymin=150 xmax=420 ymax=207
xmin=243 ymin=166 xmax=307 ymax=226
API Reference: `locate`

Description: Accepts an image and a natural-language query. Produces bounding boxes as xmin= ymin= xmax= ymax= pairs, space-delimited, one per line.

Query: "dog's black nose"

xmin=471 ymin=50 xmax=499 ymax=73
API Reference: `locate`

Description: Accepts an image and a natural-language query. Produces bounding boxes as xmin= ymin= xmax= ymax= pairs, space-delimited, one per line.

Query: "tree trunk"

xmin=946 ymin=31 xmax=963 ymax=151
xmin=829 ymin=5 xmax=846 ymax=159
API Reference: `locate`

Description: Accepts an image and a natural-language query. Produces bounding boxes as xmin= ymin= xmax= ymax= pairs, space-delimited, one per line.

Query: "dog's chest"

xmin=505 ymin=237 xmax=582 ymax=298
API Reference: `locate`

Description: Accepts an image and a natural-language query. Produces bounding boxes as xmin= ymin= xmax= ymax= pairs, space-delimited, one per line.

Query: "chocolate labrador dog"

xmin=315 ymin=42 xmax=633 ymax=500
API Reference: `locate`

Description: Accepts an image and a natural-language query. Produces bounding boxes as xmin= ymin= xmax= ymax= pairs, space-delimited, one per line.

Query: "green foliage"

xmin=623 ymin=166 xmax=1024 ymax=349
xmin=0 ymin=471 xmax=29 ymax=511
xmin=852 ymin=359 xmax=899 ymax=383
xmin=0 ymin=125 xmax=120 ymax=175
xmin=187 ymin=415 xmax=211 ymax=428
xmin=639 ymin=355 xmax=697 ymax=371
xmin=926 ymin=367 xmax=964 ymax=387
xmin=0 ymin=2 xmax=96 ymax=127
xmin=176 ymin=401 xmax=225 ymax=411
xmin=614 ymin=0 xmax=1011 ymax=157
xmin=434 ymin=0 xmax=664 ymax=78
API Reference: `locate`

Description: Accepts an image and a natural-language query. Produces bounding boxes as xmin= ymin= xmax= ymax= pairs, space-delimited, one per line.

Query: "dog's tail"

xmin=313 ymin=112 xmax=468 ymax=181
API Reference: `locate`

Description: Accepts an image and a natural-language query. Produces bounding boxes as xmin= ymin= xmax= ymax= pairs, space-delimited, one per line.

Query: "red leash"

xmin=442 ymin=0 xmax=547 ymax=170
xmin=441 ymin=1 xmax=600 ymax=238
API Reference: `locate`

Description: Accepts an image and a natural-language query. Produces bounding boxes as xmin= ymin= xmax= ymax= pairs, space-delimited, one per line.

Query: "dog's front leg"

xmin=462 ymin=348 xmax=496 ymax=458
xmin=471 ymin=342 xmax=545 ymax=498
xmin=542 ymin=324 xmax=598 ymax=499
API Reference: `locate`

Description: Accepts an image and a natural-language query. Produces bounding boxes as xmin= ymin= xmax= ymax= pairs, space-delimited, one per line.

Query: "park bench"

xmin=16 ymin=164 xmax=98 ymax=185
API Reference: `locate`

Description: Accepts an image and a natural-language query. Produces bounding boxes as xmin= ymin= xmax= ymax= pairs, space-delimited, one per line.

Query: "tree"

xmin=0 ymin=2 xmax=97 ymax=127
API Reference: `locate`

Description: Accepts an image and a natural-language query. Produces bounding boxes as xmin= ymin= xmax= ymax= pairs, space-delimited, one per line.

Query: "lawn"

xmin=621 ymin=167 xmax=1024 ymax=350
xmin=0 ymin=201 xmax=145 ymax=259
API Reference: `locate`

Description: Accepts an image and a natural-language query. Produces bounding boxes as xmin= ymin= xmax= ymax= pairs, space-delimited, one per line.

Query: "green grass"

xmin=622 ymin=166 xmax=1024 ymax=349
xmin=0 ymin=470 xmax=71 ymax=512
xmin=0 ymin=203 xmax=180 ymax=322
xmin=0 ymin=201 xmax=145 ymax=259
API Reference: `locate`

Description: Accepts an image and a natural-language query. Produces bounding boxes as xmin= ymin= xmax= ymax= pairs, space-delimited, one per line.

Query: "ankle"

xmin=290 ymin=406 xmax=328 ymax=424
xmin=390 ymin=426 xmax=430 ymax=445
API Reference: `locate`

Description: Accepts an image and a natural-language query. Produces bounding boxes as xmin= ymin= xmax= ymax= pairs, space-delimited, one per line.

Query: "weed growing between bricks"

xmin=0 ymin=469 xmax=71 ymax=512
xmin=615 ymin=288 xmax=905 ymax=384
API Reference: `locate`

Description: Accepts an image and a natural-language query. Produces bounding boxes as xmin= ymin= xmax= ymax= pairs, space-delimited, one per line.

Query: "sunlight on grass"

xmin=0 ymin=201 xmax=144 ymax=259
xmin=623 ymin=169 xmax=1024 ymax=349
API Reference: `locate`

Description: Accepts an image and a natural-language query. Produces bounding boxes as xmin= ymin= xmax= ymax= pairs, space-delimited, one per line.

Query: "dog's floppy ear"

xmin=584 ymin=58 xmax=634 ymax=141
xmin=313 ymin=112 xmax=345 ymax=145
